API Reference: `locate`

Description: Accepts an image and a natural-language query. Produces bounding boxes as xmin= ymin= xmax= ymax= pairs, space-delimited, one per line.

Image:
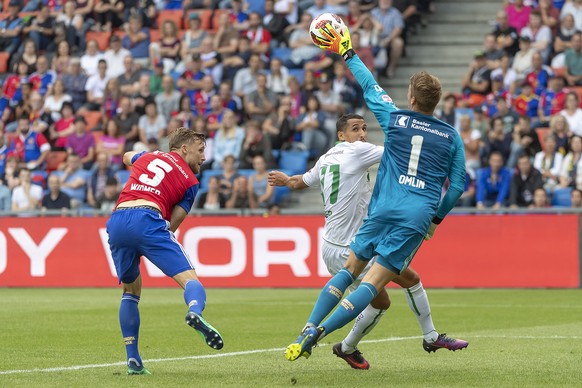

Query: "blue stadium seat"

xmin=279 ymin=150 xmax=309 ymax=175
xmin=551 ymin=187 xmax=572 ymax=207
xmin=271 ymin=47 xmax=292 ymax=64
xmin=115 ymin=170 xmax=131 ymax=188
xmin=288 ymin=68 xmax=305 ymax=85
xmin=198 ymin=169 xmax=222 ymax=191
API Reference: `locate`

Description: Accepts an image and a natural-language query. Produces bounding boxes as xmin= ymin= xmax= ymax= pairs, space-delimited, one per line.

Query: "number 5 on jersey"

xmin=139 ymin=159 xmax=173 ymax=187
xmin=320 ymin=164 xmax=340 ymax=204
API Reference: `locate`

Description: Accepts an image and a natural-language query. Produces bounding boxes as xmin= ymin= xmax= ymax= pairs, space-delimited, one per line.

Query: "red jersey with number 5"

xmin=116 ymin=151 xmax=199 ymax=221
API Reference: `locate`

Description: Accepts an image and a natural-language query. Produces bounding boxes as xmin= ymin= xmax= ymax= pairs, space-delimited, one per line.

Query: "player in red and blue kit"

xmin=106 ymin=127 xmax=223 ymax=375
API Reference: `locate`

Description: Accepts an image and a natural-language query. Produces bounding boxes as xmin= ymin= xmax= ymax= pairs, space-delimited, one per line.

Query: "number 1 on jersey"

xmin=320 ymin=164 xmax=340 ymax=204
xmin=407 ymin=135 xmax=424 ymax=176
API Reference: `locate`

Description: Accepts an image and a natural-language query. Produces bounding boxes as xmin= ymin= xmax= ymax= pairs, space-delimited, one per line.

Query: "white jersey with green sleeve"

xmin=302 ymin=141 xmax=383 ymax=246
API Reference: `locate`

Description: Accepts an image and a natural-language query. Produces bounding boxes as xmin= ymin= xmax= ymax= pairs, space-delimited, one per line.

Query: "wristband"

xmin=432 ymin=216 xmax=443 ymax=225
xmin=342 ymin=49 xmax=355 ymax=61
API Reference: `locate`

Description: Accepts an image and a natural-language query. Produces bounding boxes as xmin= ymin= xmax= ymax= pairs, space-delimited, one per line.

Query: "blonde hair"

xmin=169 ymin=127 xmax=206 ymax=151
xmin=409 ymin=72 xmax=442 ymax=113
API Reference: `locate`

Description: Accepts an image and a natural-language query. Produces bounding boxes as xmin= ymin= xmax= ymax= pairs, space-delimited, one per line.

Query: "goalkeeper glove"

xmin=424 ymin=222 xmax=437 ymax=241
xmin=317 ymin=23 xmax=355 ymax=60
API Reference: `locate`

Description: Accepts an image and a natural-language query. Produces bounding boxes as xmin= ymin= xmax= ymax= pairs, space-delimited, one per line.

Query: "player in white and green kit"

xmin=270 ymin=114 xmax=467 ymax=370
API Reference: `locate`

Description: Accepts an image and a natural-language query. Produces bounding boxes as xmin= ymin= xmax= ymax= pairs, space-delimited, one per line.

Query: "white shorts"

xmin=321 ymin=240 xmax=375 ymax=293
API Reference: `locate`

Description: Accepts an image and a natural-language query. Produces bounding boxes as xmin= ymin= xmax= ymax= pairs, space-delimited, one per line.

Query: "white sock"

xmin=341 ymin=304 xmax=386 ymax=353
xmin=404 ymin=281 xmax=438 ymax=342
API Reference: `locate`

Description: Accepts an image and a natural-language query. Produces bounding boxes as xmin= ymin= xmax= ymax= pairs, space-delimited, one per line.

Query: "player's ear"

xmin=337 ymin=131 xmax=345 ymax=141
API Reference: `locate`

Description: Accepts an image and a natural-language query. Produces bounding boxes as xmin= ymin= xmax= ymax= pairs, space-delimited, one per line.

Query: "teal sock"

xmin=119 ymin=293 xmax=142 ymax=367
xmin=320 ymin=282 xmax=378 ymax=336
xmin=307 ymin=268 xmax=355 ymax=326
xmin=184 ymin=280 xmax=206 ymax=314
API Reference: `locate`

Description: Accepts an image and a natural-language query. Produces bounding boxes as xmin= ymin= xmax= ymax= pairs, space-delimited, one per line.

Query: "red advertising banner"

xmin=0 ymin=214 xmax=579 ymax=288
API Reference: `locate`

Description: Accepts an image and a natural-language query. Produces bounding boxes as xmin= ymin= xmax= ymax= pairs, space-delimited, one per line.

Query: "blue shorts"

xmin=106 ymin=208 xmax=194 ymax=284
xmin=349 ymin=219 xmax=424 ymax=275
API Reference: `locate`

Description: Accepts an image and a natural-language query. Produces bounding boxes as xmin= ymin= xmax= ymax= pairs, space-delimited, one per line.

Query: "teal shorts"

xmin=349 ymin=219 xmax=424 ymax=275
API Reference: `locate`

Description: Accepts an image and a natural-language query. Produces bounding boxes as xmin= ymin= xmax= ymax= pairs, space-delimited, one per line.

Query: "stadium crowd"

xmin=451 ymin=0 xmax=582 ymax=208
xmin=0 ymin=0 xmax=435 ymax=213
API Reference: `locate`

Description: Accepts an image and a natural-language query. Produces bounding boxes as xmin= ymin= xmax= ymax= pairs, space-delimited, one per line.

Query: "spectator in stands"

xmin=122 ymin=13 xmax=151 ymax=68
xmin=0 ymin=134 xmax=11 ymax=211
xmin=97 ymin=119 xmax=125 ymax=171
xmin=117 ymin=55 xmax=141 ymax=97
xmin=476 ymin=151 xmax=512 ymax=209
xmin=11 ymin=168 xmax=42 ymax=212
xmin=52 ymin=41 xmax=72 ymax=77
xmin=84 ymin=59 xmax=109 ymax=111
xmin=198 ymin=36 xmax=223 ymax=85
xmin=529 ymin=187 xmax=549 ymax=208
xmin=506 ymin=0 xmax=532 ymax=33
xmin=512 ymin=36 xmax=535 ymax=83
xmin=315 ymin=73 xmax=344 ymax=145
xmin=205 ymin=95 xmax=225 ymax=134
xmin=537 ymin=0 xmax=559 ymax=35
xmin=138 ymin=101 xmax=166 ymax=145
xmin=2 ymin=155 xmax=20 ymax=192
xmin=81 ymin=40 xmax=105 ymax=78
xmin=306 ymin=0 xmax=338 ymax=18
xmin=150 ymin=20 xmax=181 ymax=74
xmin=526 ymin=52 xmax=553 ymax=96
xmin=0 ymin=0 xmax=24 ymax=56
xmin=191 ymin=75 xmax=215 ymax=118
xmin=28 ymin=91 xmax=50 ymax=136
xmin=29 ymin=55 xmax=57 ymax=97
xmin=263 ymin=0 xmax=289 ymax=47
xmin=104 ymin=35 xmax=130 ymax=79
xmin=560 ymin=91 xmax=582 ymax=136
xmin=483 ymin=74 xmax=510 ymax=118
xmin=115 ymin=96 xmax=139 ymax=152
xmin=0 ymin=178 xmax=10 ymax=211
xmin=493 ymin=96 xmax=520 ymax=135
xmin=175 ymin=94 xmax=197 ymax=129
xmin=239 ymin=120 xmax=274 ymax=169
xmin=520 ymin=10 xmax=552 ymax=62
xmin=552 ymin=13 xmax=576 ymax=68
xmin=244 ymin=11 xmax=271 ymax=57
xmin=94 ymin=176 xmax=120 ymax=212
xmin=100 ymin=78 xmax=121 ymax=121
xmin=13 ymin=39 xmax=37 ymax=75
xmin=43 ymin=80 xmax=72 ymax=123
xmin=66 ymin=116 xmax=96 ymax=170
xmin=505 ymin=115 xmax=541 ymax=168
xmin=456 ymin=167 xmax=476 ymax=207
xmin=50 ymin=101 xmax=76 ymax=150
xmin=509 ymin=153 xmax=543 ymax=208
xmin=459 ymin=115 xmax=482 ymax=170
xmin=23 ymin=4 xmax=56 ymax=53
xmin=248 ymin=154 xmax=274 ymax=208
xmin=217 ymin=154 xmax=239 ymax=198
xmin=565 ymin=32 xmax=582 ymax=86
xmin=285 ymin=13 xmax=321 ymax=69
xmin=263 ymin=95 xmax=295 ymax=150
xmin=482 ymin=33 xmax=504 ymax=69
xmin=493 ymin=10 xmax=520 ymax=57
xmin=245 ymin=73 xmax=277 ymax=123
xmin=513 ymin=82 xmax=539 ymax=119
xmin=54 ymin=152 xmax=88 ymax=208
xmin=196 ymin=176 xmax=226 ymax=210
xmin=214 ymin=12 xmax=240 ymax=63
xmin=550 ymin=113 xmax=571 ymax=154
xmin=436 ymin=93 xmax=456 ymax=127
xmin=534 ymin=133 xmax=564 ymax=191
xmin=181 ymin=13 xmax=207 ymax=63
xmin=296 ymin=94 xmax=328 ymax=157
xmin=11 ymin=114 xmax=51 ymax=171
xmin=372 ymin=0 xmax=405 ymax=78
xmin=94 ymin=0 xmax=122 ymax=32
xmin=86 ymin=151 xmax=114 ymax=207
xmin=571 ymin=188 xmax=582 ymax=207
xmin=4 ymin=60 xmax=29 ymax=106
xmin=473 ymin=105 xmax=490 ymax=138
xmin=560 ymin=0 xmax=582 ymax=31
xmin=132 ymin=74 xmax=155 ymax=116
xmin=232 ymin=54 xmax=264 ymax=99
xmin=462 ymin=50 xmax=492 ymax=107
xmin=42 ymin=173 xmax=72 ymax=212
xmin=287 ymin=75 xmax=304 ymax=120
xmin=267 ymin=58 xmax=290 ymax=95
xmin=229 ymin=0 xmax=250 ymax=31
xmin=226 ymin=175 xmax=256 ymax=209
xmin=274 ymin=0 xmax=299 ymax=26
xmin=155 ymin=75 xmax=181 ymax=123
xmin=61 ymin=58 xmax=87 ymax=111
xmin=353 ymin=13 xmax=384 ymax=68
xmin=56 ymin=0 xmax=84 ymax=53
xmin=212 ymin=109 xmax=245 ymax=169
xmin=560 ymin=135 xmax=582 ymax=188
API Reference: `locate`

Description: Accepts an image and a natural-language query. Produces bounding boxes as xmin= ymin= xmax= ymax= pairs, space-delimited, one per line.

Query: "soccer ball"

xmin=309 ymin=13 xmax=347 ymax=47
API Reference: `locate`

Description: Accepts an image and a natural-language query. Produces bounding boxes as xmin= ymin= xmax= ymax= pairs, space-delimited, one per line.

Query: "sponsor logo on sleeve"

xmin=381 ymin=94 xmax=392 ymax=103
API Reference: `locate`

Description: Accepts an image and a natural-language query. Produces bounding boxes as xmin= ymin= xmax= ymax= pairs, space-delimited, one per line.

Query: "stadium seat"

xmin=536 ymin=127 xmax=550 ymax=151
xmin=157 ymin=10 xmax=183 ymax=29
xmin=271 ymin=47 xmax=292 ymax=63
xmin=198 ymin=169 xmax=222 ymax=191
xmin=551 ymin=67 xmax=565 ymax=78
xmin=149 ymin=28 xmax=161 ymax=43
xmin=273 ymin=185 xmax=290 ymax=204
xmin=84 ymin=111 xmax=102 ymax=131
xmin=552 ymin=187 xmax=572 ymax=207
xmin=288 ymin=68 xmax=305 ymax=85
xmin=573 ymin=87 xmax=582 ymax=107
xmin=115 ymin=170 xmax=131 ymax=187
xmin=31 ymin=170 xmax=47 ymax=189
xmin=279 ymin=150 xmax=309 ymax=176
xmin=46 ymin=151 xmax=68 ymax=172
xmin=210 ymin=9 xmax=228 ymax=32
xmin=92 ymin=130 xmax=104 ymax=145
xmin=0 ymin=51 xmax=9 ymax=73
xmin=85 ymin=31 xmax=111 ymax=51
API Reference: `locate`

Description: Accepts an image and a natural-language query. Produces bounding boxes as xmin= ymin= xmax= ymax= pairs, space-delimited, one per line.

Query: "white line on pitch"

xmin=0 ymin=335 xmax=580 ymax=375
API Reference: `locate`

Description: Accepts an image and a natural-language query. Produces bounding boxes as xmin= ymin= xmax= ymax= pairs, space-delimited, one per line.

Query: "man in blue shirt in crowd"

xmin=285 ymin=20 xmax=467 ymax=362
xmin=476 ymin=151 xmax=512 ymax=209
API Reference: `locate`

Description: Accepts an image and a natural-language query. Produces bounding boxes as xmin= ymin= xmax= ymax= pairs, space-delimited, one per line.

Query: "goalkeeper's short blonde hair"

xmin=410 ymin=72 xmax=442 ymax=114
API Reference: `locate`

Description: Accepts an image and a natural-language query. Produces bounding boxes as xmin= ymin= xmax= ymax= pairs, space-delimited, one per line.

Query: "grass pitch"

xmin=0 ymin=288 xmax=580 ymax=387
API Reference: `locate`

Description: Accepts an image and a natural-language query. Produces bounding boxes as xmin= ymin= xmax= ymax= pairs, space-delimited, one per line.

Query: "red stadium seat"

xmin=46 ymin=151 xmax=67 ymax=172
xmin=149 ymin=28 xmax=161 ymax=43
xmin=536 ymin=127 xmax=550 ymax=151
xmin=157 ymin=10 xmax=183 ymax=30
xmin=92 ymin=130 xmax=104 ymax=144
xmin=572 ymin=86 xmax=582 ymax=107
xmin=551 ymin=67 xmax=565 ymax=78
xmin=0 ymin=51 xmax=9 ymax=73
xmin=210 ymin=9 xmax=228 ymax=32
xmin=85 ymin=31 xmax=112 ymax=51
xmin=84 ymin=111 xmax=102 ymax=131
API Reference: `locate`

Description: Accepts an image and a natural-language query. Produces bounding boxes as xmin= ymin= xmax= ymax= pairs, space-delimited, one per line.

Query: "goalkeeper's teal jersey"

xmin=346 ymin=55 xmax=466 ymax=235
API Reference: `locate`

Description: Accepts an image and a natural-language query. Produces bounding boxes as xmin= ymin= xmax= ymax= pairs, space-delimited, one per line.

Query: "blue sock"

xmin=184 ymin=280 xmax=206 ymax=314
xmin=320 ymin=282 xmax=378 ymax=336
xmin=119 ymin=293 xmax=142 ymax=366
xmin=307 ymin=268 xmax=355 ymax=326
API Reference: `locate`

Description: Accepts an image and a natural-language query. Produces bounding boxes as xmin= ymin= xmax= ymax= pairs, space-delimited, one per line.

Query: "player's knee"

xmin=371 ymin=289 xmax=391 ymax=310
xmin=394 ymin=268 xmax=421 ymax=289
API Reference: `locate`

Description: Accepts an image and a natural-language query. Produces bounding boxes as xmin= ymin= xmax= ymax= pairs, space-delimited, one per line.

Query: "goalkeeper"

xmin=284 ymin=21 xmax=467 ymax=362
